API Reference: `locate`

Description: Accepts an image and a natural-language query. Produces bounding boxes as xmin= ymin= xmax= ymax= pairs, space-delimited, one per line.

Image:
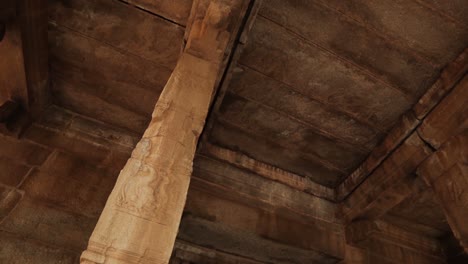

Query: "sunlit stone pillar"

xmin=80 ymin=3 xmax=232 ymax=263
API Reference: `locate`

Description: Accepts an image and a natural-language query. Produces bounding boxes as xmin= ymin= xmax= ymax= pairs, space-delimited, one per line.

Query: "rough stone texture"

xmin=79 ymin=1 xmax=249 ymax=261
xmin=0 ymin=0 xmax=468 ymax=263
xmin=346 ymin=220 xmax=447 ymax=263
xmin=418 ymin=75 xmax=468 ymax=148
xmin=0 ymin=231 xmax=79 ymax=264
xmin=418 ymin=132 xmax=468 ymax=251
xmin=342 ymin=133 xmax=433 ymax=221
xmin=204 ymin=0 xmax=468 ymax=189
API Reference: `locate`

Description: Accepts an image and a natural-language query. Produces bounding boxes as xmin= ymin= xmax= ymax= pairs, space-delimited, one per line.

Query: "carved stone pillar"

xmin=80 ymin=2 xmax=235 ymax=263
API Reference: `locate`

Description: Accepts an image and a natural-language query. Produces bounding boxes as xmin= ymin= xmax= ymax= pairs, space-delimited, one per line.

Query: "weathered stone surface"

xmin=122 ymin=0 xmax=193 ymax=26
xmin=24 ymin=123 xmax=110 ymax=166
xmin=342 ymin=133 xmax=433 ymax=221
xmin=322 ymin=0 xmax=468 ymax=65
xmin=0 ymin=134 xmax=51 ymax=166
xmin=0 ymin=197 xmax=97 ymax=251
xmin=339 ymin=245 xmax=368 ymax=264
xmin=0 ymin=185 xmax=23 ymax=223
xmin=209 ymin=120 xmax=347 ymax=187
xmin=347 ymin=220 xmax=447 ymax=264
xmin=185 ymin=187 xmax=344 ymax=259
xmin=49 ymin=25 xmax=168 ymax=130
xmin=260 ymin=0 xmax=438 ymax=98
xmin=51 ymin=76 xmax=150 ymax=134
xmin=240 ymin=16 xmax=413 ymax=131
xmin=0 ymin=231 xmax=79 ymax=264
xmin=39 ymin=105 xmax=139 ymax=153
xmin=1 ymin=0 xmax=468 ymax=263
xmin=418 ymin=75 xmax=468 ymax=148
xmin=337 ymin=112 xmax=420 ymax=200
xmin=0 ymin=156 xmax=30 ymax=186
xmin=20 ymin=151 xmax=117 ymax=217
xmin=49 ymin=0 xmax=185 ymax=69
xmin=199 ymin=143 xmax=335 ymax=199
xmin=178 ymin=216 xmax=341 ymax=264
xmin=218 ymin=92 xmax=368 ymax=171
xmin=228 ymin=65 xmax=381 ymax=149
xmin=193 ymin=155 xmax=340 ymax=222
xmin=80 ymin=2 xmax=247 ymax=260
xmin=418 ymin=132 xmax=468 ymax=251
xmin=385 ymin=187 xmax=451 ymax=238
xmin=81 ymin=55 xmax=219 ymax=264
xmin=413 ymin=48 xmax=468 ymax=119
xmin=171 ymin=240 xmax=264 ymax=264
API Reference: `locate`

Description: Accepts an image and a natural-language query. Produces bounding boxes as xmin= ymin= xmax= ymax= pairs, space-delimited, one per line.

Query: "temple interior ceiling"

xmin=0 ymin=0 xmax=467 ymax=263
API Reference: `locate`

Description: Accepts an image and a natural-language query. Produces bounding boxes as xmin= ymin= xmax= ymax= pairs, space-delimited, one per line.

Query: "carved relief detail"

xmin=115 ymin=139 xmax=170 ymax=219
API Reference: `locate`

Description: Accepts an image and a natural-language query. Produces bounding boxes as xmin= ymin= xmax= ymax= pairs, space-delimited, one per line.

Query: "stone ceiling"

xmin=0 ymin=0 xmax=467 ymax=263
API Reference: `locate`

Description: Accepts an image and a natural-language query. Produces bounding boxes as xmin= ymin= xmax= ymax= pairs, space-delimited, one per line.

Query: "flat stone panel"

xmin=0 ymin=231 xmax=79 ymax=264
xmin=185 ymin=188 xmax=344 ymax=258
xmin=0 ymin=157 xmax=30 ymax=186
xmin=0 ymin=197 xmax=97 ymax=251
xmin=218 ymin=92 xmax=367 ymax=171
xmin=49 ymin=26 xmax=166 ymax=117
xmin=387 ymin=188 xmax=450 ymax=236
xmin=228 ymin=66 xmax=381 ymax=149
xmin=240 ymin=16 xmax=413 ymax=131
xmin=49 ymin=0 xmax=184 ymax=69
xmin=323 ymin=0 xmax=468 ymax=65
xmin=178 ymin=216 xmax=341 ymax=264
xmin=193 ymin=155 xmax=340 ymax=222
xmin=23 ymin=124 xmax=110 ymax=165
xmin=0 ymin=134 xmax=51 ymax=166
xmin=260 ymin=0 xmax=438 ymax=98
xmin=0 ymin=186 xmax=23 ymax=222
xmin=209 ymin=120 xmax=346 ymax=187
xmin=20 ymin=151 xmax=117 ymax=217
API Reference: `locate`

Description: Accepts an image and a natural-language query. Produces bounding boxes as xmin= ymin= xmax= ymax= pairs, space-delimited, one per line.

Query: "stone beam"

xmin=337 ymin=48 xmax=468 ymax=201
xmin=340 ymin=49 xmax=467 ymax=221
xmin=417 ymin=75 xmax=468 ymax=148
xmin=186 ymin=156 xmax=345 ymax=262
xmin=178 ymin=215 xmax=341 ymax=263
xmin=341 ymin=133 xmax=432 ymax=222
xmin=80 ymin=1 xmax=252 ymax=263
xmin=418 ymin=131 xmax=468 ymax=252
xmin=192 ymin=154 xmax=340 ymax=223
xmin=171 ymin=240 xmax=265 ymax=264
xmin=198 ymin=143 xmax=335 ymax=200
xmin=345 ymin=220 xmax=447 ymax=264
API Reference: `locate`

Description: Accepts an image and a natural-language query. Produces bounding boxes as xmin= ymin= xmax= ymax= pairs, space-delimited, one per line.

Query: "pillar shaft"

xmin=80 ymin=50 xmax=220 ymax=264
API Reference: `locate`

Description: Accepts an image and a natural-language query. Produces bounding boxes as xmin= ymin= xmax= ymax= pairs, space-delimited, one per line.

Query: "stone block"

xmin=0 ymin=231 xmax=79 ymax=264
xmin=0 ymin=156 xmax=30 ymax=186
xmin=0 ymin=185 xmax=23 ymax=222
xmin=23 ymin=124 xmax=109 ymax=165
xmin=0 ymin=197 xmax=97 ymax=251
xmin=0 ymin=134 xmax=51 ymax=166
xmin=21 ymin=151 xmax=118 ymax=217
